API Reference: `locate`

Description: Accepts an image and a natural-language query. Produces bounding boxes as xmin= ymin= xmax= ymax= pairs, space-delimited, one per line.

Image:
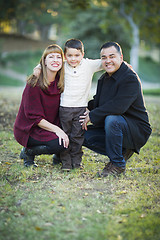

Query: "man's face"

xmin=65 ymin=48 xmax=84 ymax=68
xmin=100 ymin=46 xmax=123 ymax=76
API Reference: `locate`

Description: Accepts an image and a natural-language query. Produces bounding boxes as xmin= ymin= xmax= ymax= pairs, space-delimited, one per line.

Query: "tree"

xmin=0 ymin=0 xmax=62 ymax=39
xmin=67 ymin=0 xmax=160 ymax=71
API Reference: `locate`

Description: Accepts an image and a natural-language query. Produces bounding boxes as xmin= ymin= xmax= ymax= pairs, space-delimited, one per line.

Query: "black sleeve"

xmin=89 ymin=76 xmax=140 ymax=125
xmin=88 ymin=98 xmax=94 ymax=111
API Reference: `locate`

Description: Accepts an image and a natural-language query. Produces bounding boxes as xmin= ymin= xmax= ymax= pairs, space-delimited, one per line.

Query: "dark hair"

xmin=64 ymin=38 xmax=84 ymax=54
xmin=100 ymin=42 xmax=122 ymax=55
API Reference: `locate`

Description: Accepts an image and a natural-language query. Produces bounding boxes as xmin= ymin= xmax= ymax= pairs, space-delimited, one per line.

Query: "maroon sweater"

xmin=14 ymin=77 xmax=60 ymax=147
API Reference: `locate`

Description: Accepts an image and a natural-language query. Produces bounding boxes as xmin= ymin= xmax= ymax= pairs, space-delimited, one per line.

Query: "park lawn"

xmin=0 ymin=74 xmax=24 ymax=87
xmin=0 ymin=90 xmax=160 ymax=240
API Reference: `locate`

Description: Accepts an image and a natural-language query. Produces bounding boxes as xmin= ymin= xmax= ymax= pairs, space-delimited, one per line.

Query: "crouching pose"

xmin=80 ymin=42 xmax=152 ymax=177
xmin=14 ymin=44 xmax=69 ymax=167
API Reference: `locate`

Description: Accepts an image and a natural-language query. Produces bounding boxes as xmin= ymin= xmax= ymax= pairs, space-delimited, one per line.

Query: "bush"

xmin=139 ymin=57 xmax=160 ymax=83
xmin=143 ymin=89 xmax=160 ymax=96
xmin=0 ymin=50 xmax=42 ymax=74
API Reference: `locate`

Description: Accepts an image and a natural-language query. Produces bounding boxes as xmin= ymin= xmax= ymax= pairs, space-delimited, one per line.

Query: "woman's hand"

xmin=55 ymin=127 xmax=69 ymax=148
xmin=79 ymin=108 xmax=90 ymax=130
xmin=38 ymin=119 xmax=69 ymax=148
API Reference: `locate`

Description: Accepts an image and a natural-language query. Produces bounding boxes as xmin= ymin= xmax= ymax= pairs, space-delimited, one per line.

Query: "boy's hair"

xmin=64 ymin=38 xmax=84 ymax=54
xmin=100 ymin=42 xmax=122 ymax=55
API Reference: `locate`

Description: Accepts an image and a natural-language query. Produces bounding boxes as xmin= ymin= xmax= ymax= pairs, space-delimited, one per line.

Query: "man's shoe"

xmin=123 ymin=149 xmax=134 ymax=162
xmin=100 ymin=162 xmax=125 ymax=177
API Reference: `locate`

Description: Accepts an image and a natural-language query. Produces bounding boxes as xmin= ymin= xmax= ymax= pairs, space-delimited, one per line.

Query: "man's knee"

xmin=105 ymin=115 xmax=121 ymax=130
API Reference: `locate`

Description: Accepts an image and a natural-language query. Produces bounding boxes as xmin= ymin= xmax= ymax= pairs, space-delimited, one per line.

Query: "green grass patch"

xmin=0 ymin=91 xmax=160 ymax=240
xmin=0 ymin=50 xmax=42 ymax=75
xmin=143 ymin=88 xmax=160 ymax=96
xmin=0 ymin=73 xmax=24 ymax=86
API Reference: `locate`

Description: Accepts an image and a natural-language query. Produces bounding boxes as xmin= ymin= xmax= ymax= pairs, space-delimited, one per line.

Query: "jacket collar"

xmin=104 ymin=62 xmax=128 ymax=81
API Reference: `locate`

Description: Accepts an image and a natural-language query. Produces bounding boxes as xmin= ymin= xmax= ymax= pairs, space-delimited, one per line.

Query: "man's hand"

xmin=79 ymin=108 xmax=90 ymax=130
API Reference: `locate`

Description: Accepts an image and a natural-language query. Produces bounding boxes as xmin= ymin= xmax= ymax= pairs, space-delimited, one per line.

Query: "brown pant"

xmin=59 ymin=106 xmax=86 ymax=168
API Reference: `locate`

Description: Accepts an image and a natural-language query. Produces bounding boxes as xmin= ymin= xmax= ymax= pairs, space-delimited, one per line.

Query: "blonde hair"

xmin=27 ymin=44 xmax=65 ymax=92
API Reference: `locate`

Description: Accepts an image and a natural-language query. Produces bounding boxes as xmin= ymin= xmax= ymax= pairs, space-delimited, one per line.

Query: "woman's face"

xmin=45 ymin=52 xmax=63 ymax=72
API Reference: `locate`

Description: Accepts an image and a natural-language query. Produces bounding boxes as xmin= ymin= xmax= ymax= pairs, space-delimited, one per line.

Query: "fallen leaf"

xmin=96 ymin=210 xmax=101 ymax=213
xmin=44 ymin=222 xmax=53 ymax=227
xmin=140 ymin=213 xmax=146 ymax=218
xmin=35 ymin=226 xmax=43 ymax=231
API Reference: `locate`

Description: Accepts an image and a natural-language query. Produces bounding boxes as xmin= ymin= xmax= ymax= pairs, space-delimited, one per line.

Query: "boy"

xmin=34 ymin=39 xmax=102 ymax=170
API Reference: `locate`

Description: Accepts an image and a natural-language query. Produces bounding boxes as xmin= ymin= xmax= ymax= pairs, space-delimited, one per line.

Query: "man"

xmin=80 ymin=42 xmax=152 ymax=177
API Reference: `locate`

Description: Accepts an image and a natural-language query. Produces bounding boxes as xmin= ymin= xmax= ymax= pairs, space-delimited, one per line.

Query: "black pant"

xmin=27 ymin=136 xmax=65 ymax=155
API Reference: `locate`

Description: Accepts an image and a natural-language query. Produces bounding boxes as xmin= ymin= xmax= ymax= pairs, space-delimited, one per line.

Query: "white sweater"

xmin=60 ymin=58 xmax=102 ymax=107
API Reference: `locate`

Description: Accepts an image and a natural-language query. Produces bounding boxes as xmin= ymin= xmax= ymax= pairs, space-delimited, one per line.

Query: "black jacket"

xmin=88 ymin=62 xmax=152 ymax=153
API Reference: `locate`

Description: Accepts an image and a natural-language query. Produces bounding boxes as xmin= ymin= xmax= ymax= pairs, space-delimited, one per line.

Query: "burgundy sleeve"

xmin=23 ymin=84 xmax=45 ymax=126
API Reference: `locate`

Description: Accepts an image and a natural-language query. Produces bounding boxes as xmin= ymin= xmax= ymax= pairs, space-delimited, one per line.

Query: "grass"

xmin=0 ymin=50 xmax=42 ymax=75
xmin=0 ymin=89 xmax=160 ymax=240
xmin=0 ymin=74 xmax=24 ymax=86
xmin=143 ymin=88 xmax=160 ymax=96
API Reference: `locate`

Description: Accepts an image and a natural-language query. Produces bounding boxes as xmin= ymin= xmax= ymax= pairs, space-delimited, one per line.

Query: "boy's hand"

xmin=33 ymin=67 xmax=41 ymax=77
xmin=124 ymin=61 xmax=132 ymax=70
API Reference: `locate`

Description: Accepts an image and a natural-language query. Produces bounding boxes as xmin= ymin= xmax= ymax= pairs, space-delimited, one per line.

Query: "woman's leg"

xmin=27 ymin=137 xmax=65 ymax=154
xmin=20 ymin=137 xmax=65 ymax=167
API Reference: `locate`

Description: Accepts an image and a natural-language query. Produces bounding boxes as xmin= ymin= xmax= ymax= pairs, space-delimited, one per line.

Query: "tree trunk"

xmin=16 ymin=20 xmax=27 ymax=35
xmin=129 ymin=21 xmax=139 ymax=72
xmin=119 ymin=2 xmax=140 ymax=72
xmin=37 ymin=25 xmax=50 ymax=41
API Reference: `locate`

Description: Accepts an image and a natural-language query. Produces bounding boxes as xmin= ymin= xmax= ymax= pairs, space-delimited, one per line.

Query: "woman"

xmin=14 ymin=44 xmax=69 ymax=167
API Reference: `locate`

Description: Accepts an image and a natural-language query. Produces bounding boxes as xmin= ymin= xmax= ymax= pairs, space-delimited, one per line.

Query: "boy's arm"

xmin=87 ymin=58 xmax=103 ymax=72
xmin=33 ymin=64 xmax=41 ymax=77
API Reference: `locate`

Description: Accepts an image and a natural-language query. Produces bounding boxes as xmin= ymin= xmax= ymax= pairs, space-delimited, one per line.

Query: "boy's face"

xmin=65 ymin=48 xmax=84 ymax=68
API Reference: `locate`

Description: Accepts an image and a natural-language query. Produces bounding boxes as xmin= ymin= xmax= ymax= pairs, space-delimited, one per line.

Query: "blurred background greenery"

xmin=0 ymin=0 xmax=160 ymax=91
